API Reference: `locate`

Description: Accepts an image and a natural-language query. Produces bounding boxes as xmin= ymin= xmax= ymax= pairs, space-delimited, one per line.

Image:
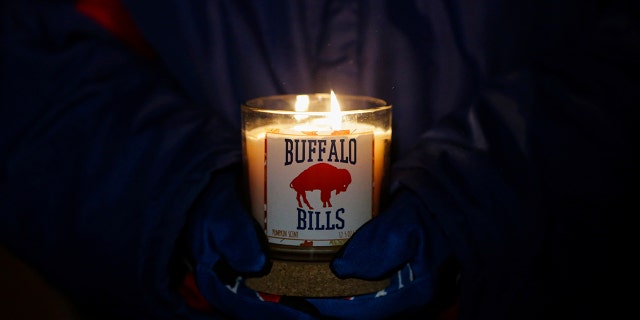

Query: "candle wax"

xmin=244 ymin=124 xmax=391 ymax=249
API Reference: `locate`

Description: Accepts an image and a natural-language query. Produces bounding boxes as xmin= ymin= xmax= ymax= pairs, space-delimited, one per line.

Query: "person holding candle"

xmin=0 ymin=0 xmax=634 ymax=319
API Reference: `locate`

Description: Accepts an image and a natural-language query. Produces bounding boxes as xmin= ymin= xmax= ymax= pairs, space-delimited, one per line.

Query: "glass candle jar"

xmin=242 ymin=92 xmax=392 ymax=261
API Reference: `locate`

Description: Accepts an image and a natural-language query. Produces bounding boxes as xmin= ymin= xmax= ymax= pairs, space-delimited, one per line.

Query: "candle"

xmin=242 ymin=92 xmax=391 ymax=261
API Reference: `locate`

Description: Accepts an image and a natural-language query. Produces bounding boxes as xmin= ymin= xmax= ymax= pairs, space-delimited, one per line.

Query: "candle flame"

xmin=295 ymin=95 xmax=309 ymax=112
xmin=295 ymin=95 xmax=310 ymax=121
xmin=292 ymin=91 xmax=343 ymax=132
xmin=329 ymin=90 xmax=342 ymax=130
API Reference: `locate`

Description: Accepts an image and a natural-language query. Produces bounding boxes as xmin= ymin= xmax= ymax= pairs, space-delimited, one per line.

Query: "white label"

xmin=265 ymin=132 xmax=373 ymax=247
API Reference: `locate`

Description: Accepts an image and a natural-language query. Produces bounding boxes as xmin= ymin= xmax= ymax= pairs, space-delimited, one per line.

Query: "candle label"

xmin=265 ymin=132 xmax=373 ymax=247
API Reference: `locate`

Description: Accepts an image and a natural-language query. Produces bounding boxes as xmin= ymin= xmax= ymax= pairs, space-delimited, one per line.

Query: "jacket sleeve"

xmin=0 ymin=2 xmax=239 ymax=318
xmin=389 ymin=2 xmax=636 ymax=318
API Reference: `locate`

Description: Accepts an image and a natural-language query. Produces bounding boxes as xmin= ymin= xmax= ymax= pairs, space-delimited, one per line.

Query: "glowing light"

xmin=292 ymin=91 xmax=344 ymax=132
xmin=329 ymin=90 xmax=342 ymax=130
xmin=295 ymin=95 xmax=309 ymax=112
xmin=294 ymin=95 xmax=310 ymax=121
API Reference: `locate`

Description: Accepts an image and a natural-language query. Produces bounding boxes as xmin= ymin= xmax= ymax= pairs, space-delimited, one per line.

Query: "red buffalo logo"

xmin=290 ymin=163 xmax=352 ymax=210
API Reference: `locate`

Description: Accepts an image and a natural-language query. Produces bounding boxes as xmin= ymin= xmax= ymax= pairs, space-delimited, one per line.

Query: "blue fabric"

xmin=1 ymin=0 xmax=637 ymax=319
xmin=324 ymin=191 xmax=450 ymax=319
xmin=0 ymin=2 xmax=239 ymax=318
xmin=186 ymin=169 xmax=318 ymax=319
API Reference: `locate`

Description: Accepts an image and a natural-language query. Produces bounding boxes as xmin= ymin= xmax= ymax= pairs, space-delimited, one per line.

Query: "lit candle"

xmin=242 ymin=92 xmax=391 ymax=261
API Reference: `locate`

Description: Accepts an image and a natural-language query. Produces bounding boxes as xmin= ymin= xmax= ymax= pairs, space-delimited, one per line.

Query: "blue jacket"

xmin=1 ymin=0 xmax=636 ymax=319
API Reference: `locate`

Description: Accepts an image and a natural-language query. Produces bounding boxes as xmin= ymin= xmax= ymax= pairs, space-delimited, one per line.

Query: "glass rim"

xmin=242 ymin=93 xmax=391 ymax=115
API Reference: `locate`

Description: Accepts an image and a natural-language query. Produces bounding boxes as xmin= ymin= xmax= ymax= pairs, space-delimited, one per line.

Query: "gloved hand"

xmin=184 ymin=168 xmax=320 ymax=320
xmin=306 ymin=190 xmax=457 ymax=319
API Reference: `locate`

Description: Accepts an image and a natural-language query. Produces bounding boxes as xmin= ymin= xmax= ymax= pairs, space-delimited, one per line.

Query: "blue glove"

xmin=309 ymin=190 xmax=457 ymax=319
xmin=185 ymin=168 xmax=320 ymax=320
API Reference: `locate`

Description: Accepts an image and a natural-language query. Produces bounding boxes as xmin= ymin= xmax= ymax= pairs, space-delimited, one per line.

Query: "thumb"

xmin=191 ymin=168 xmax=269 ymax=274
xmin=331 ymin=192 xmax=426 ymax=280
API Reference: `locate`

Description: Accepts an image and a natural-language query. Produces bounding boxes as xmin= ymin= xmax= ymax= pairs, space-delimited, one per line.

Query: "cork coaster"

xmin=244 ymin=260 xmax=389 ymax=297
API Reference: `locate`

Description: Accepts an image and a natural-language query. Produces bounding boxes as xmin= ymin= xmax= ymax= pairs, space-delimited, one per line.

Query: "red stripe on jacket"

xmin=75 ymin=0 xmax=155 ymax=57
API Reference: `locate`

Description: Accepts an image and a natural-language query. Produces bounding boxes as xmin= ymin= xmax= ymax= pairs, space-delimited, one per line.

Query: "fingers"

xmin=331 ymin=192 xmax=426 ymax=280
xmin=210 ymin=200 xmax=268 ymax=274
xmin=192 ymin=168 xmax=268 ymax=274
